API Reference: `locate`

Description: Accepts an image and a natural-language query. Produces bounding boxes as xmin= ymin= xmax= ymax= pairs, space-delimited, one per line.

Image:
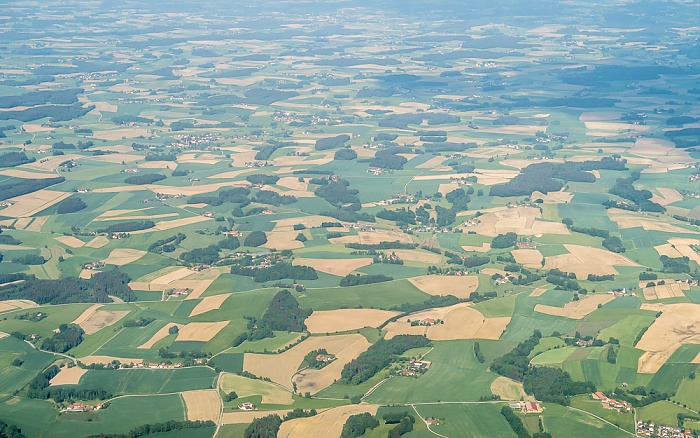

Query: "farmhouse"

xmin=315 ymin=353 xmax=336 ymax=362
xmin=202 ymin=211 xmax=215 ymax=218
xmin=238 ymin=402 xmax=255 ymax=411
xmin=84 ymin=261 xmax=105 ymax=270
xmin=524 ymin=402 xmax=543 ymax=414
xmin=0 ymin=200 xmax=14 ymax=207
xmin=170 ymin=288 xmax=189 ymax=296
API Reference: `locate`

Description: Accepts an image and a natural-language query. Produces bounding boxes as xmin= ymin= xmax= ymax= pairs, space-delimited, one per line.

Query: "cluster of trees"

xmin=303 ymin=349 xmax=332 ymax=370
xmin=0 ymin=176 xmax=64 ymax=200
xmin=320 ymin=208 xmax=375 ymax=223
xmin=244 ymin=414 xmax=283 ymax=438
xmin=562 ymin=219 xmax=610 ymax=238
xmin=587 ymin=274 xmax=615 ymax=282
xmin=608 ymin=171 xmax=665 ymax=213
xmin=104 ymin=220 xmax=155 ymax=234
xmin=602 ymin=236 xmax=626 ymax=253
xmin=660 ymin=255 xmax=690 ymax=273
xmin=0 ymin=270 xmax=135 ymax=304
xmin=0 ymin=89 xmax=81 ymax=108
xmin=315 ymin=134 xmax=350 ymax=150
xmin=123 ymin=317 xmax=155 ymax=327
xmin=340 ymin=335 xmax=431 ymax=384
xmin=231 ymin=261 xmax=318 ymax=283
xmin=0 ymin=420 xmax=23 ymax=438
xmin=0 ymin=103 xmax=92 ymax=122
xmin=257 ymin=290 xmax=312 ymax=332
xmin=664 ymin=127 xmax=700 ymax=148
xmin=253 ymin=189 xmax=297 ymax=206
xmin=673 ymin=214 xmax=700 ymax=227
xmin=147 ymin=233 xmax=186 ymax=253
xmin=188 ymin=187 xmax=251 ymax=206
xmin=501 ymin=406 xmax=551 ymax=438
xmin=474 ymin=341 xmax=485 ymax=363
xmin=0 ymin=151 xmax=34 ymax=168
xmin=180 ymin=238 xmax=240 ymax=265
xmin=383 ymin=411 xmax=416 ymax=437
xmin=242 ymin=230 xmax=267 ymax=247
xmin=388 ymin=295 xmax=461 ymax=315
xmin=246 ymin=174 xmax=279 ymax=185
xmin=145 ymin=153 xmax=177 ymax=161
xmin=27 ymin=365 xmax=110 ymax=401
xmin=12 ymin=254 xmax=46 ymax=265
xmin=124 ymin=174 xmax=166 ymax=185
xmin=639 ymin=272 xmax=658 ymax=281
xmin=370 ymin=147 xmax=409 ymax=170
xmin=339 ymin=274 xmax=393 ymax=287
xmin=376 ymin=208 xmax=417 ymax=225
xmin=492 ymin=232 xmax=518 ymax=249
xmin=56 ymin=197 xmax=87 ymax=214
xmin=463 ymin=256 xmax=490 ymax=268
xmin=254 ymin=140 xmax=297 ymax=161
xmin=86 ymin=420 xmax=215 ymax=438
xmin=334 ymin=148 xmax=357 ymax=160
xmin=314 ymin=179 xmax=359 ymax=207
xmin=490 ymin=158 xmax=625 ymax=197
xmin=41 ymin=324 xmax=85 ymax=353
xmin=546 ymin=271 xmax=580 ymax=291
xmin=341 ymin=413 xmax=379 ymax=438
xmin=0 ymin=233 xmax=21 ymax=245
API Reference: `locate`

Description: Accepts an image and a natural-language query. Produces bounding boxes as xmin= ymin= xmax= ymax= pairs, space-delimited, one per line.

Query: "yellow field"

xmin=392 ymin=250 xmax=443 ymax=264
xmin=535 ymin=294 xmax=615 ymax=320
xmin=175 ymin=279 xmax=217 ymax=299
xmin=529 ymin=288 xmax=548 ymax=297
xmin=176 ymin=321 xmax=229 ymax=341
xmin=408 ymin=275 xmax=479 ymax=299
xmin=102 ymin=248 xmax=147 ymax=266
xmin=182 ymin=390 xmax=221 ymax=422
xmin=490 ymin=376 xmax=530 ymax=401
xmin=150 ymin=267 xmax=193 ymax=286
xmin=358 ymin=230 xmax=413 ymax=245
xmin=305 ymin=309 xmax=399 ymax=334
xmin=278 ymin=404 xmax=379 ymax=438
xmin=78 ymin=309 xmax=130 ymax=335
xmin=244 ymin=334 xmax=370 ymax=391
xmin=49 ymin=366 xmax=87 ymax=386
xmin=293 ymin=257 xmax=373 ymax=277
xmin=461 ymin=206 xmax=568 ymax=237
xmin=425 ymin=305 xmax=510 ymax=341
xmin=138 ymin=323 xmax=184 ymax=349
xmin=262 ymin=230 xmax=306 ymax=250
xmin=1 ymin=189 xmax=70 ymax=218
xmin=512 ymin=249 xmax=544 ymax=268
xmin=608 ymin=208 xmax=691 ymax=233
xmin=543 ymin=244 xmax=639 ymax=278
xmin=85 ymin=236 xmax=109 ymax=248
xmin=0 ymin=299 xmax=37 ymax=313
xmin=220 ymin=373 xmax=293 ymax=405
xmin=637 ymin=303 xmax=700 ymax=373
xmin=24 ymin=216 xmax=49 ymax=232
xmin=642 ymin=283 xmax=688 ymax=300
xmin=461 ymin=243 xmax=491 ymax=252
xmin=54 ymin=236 xmax=85 ymax=248
xmin=189 ymin=294 xmax=231 ymax=317
xmin=130 ymin=216 xmax=212 ymax=233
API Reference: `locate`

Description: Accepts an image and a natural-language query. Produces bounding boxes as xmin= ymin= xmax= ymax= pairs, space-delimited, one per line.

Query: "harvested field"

xmin=305 ymin=309 xmax=400 ymax=334
xmin=461 ymin=206 xmax=568 ymax=237
xmin=102 ymin=248 xmax=147 ymax=266
xmin=54 ymin=236 xmax=85 ymax=248
xmin=85 ymin=236 xmax=109 ymax=248
xmin=142 ymin=182 xmax=248 ymax=196
xmin=278 ymin=404 xmax=379 ymax=438
xmin=425 ymin=305 xmax=509 ymax=341
xmin=138 ymin=323 xmax=184 ymax=349
xmin=24 ymin=216 xmax=49 ymax=232
xmin=92 ymin=127 xmax=152 ymax=140
xmin=130 ymin=216 xmax=212 ymax=233
xmin=416 ymin=156 xmax=447 ymax=169
xmin=408 ymin=275 xmax=478 ymax=299
xmin=72 ymin=304 xmax=102 ymax=325
xmin=535 ymin=294 xmax=616 ymax=319
xmin=244 ymin=334 xmax=370 ymax=391
xmin=220 ymin=373 xmax=293 ymax=405
xmin=177 ymin=321 xmax=229 ymax=342
xmin=636 ymin=303 xmax=700 ymax=373
xmin=642 ymin=283 xmax=687 ymax=301
xmin=328 ymin=235 xmax=360 ymax=245
xmin=490 ymin=376 xmax=529 ymax=401
xmin=292 ymin=257 xmax=372 ymax=277
xmin=78 ymin=309 xmax=130 ymax=335
xmin=530 ymin=288 xmax=548 ymax=297
xmin=208 ymin=168 xmax=255 ymax=179
xmin=392 ymin=250 xmax=443 ymax=264
xmin=655 ymin=244 xmax=684 ymax=258
xmin=151 ymin=267 xmax=193 ymax=286
xmin=182 ymin=390 xmax=221 ymax=422
xmin=189 ymin=293 xmax=231 ymax=317
xmin=512 ymin=249 xmax=544 ymax=268
xmin=542 ymin=244 xmax=639 ymax=278
xmin=609 ymin=209 xmax=691 ymax=233
xmin=652 ymin=188 xmax=683 ymax=206
xmin=98 ymin=213 xmax=179 ymax=221
xmin=358 ymin=230 xmax=413 ymax=245
xmin=384 ymin=303 xmax=464 ymax=339
xmin=0 ymin=169 xmax=57 ymax=179
xmin=461 ymin=243 xmax=491 ymax=252
xmin=262 ymin=231 xmax=305 ymax=250
xmin=138 ymin=161 xmax=177 ymax=169
xmin=79 ymin=269 xmax=98 ymax=279
xmin=531 ymin=190 xmax=574 ymax=204
xmin=276 ymin=176 xmax=309 ymax=192
xmin=0 ymin=299 xmax=36 ymax=313
xmin=1 ymin=190 xmax=70 ymax=218
xmin=49 ymin=367 xmax=87 ymax=386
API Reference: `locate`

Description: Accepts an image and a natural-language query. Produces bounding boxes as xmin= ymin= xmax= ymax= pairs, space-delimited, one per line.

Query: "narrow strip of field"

xmin=293 ymin=257 xmax=373 ymax=277
xmin=139 ymin=323 xmax=184 ymax=349
xmin=534 ymin=294 xmax=615 ymax=320
xmin=305 ymin=309 xmax=400 ymax=334
xmin=190 ymin=293 xmax=231 ymax=317
xmin=177 ymin=321 xmax=229 ymax=342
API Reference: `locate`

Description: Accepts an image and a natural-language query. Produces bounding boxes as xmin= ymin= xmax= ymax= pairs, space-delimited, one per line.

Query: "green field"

xmin=413 ymin=404 xmax=516 ymax=438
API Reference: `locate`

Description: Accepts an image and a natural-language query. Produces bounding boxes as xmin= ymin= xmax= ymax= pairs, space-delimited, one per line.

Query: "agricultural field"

xmin=0 ymin=0 xmax=697 ymax=436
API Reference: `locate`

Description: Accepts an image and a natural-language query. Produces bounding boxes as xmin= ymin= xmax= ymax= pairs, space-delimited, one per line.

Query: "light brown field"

xmin=72 ymin=304 xmax=102 ymax=325
xmin=530 ymin=288 xmax=548 ymax=297
xmin=328 ymin=235 xmax=360 ymax=245
xmin=1 ymin=190 xmax=70 ymax=218
xmin=358 ymin=230 xmax=413 ymax=245
xmin=138 ymin=323 xmax=184 ymax=349
xmin=637 ymin=303 xmax=700 ymax=373
xmin=609 ymin=209 xmax=691 ymax=233
xmin=408 ymin=275 xmax=479 ymax=299
xmin=491 ymin=376 xmax=530 ymax=401
xmin=102 ymin=248 xmax=147 ymax=266
xmin=278 ymin=404 xmax=379 ymax=438
xmin=655 ymin=244 xmax=684 ymax=258
xmin=13 ymin=217 xmax=32 ymax=230
xmin=138 ymin=161 xmax=177 ymax=170
xmin=189 ymin=294 xmax=231 ymax=317
xmin=244 ymin=334 xmax=370 ymax=391
xmin=512 ymin=249 xmax=544 ymax=268
xmin=85 ymin=236 xmax=109 ymax=248
xmin=262 ymin=231 xmax=306 ymax=250
xmin=222 ymin=410 xmax=293 ymax=425
xmin=98 ymin=213 xmax=179 ymax=222
xmin=384 ymin=303 xmax=465 ymax=339
xmin=151 ymin=267 xmax=193 ymax=286
xmin=92 ymin=127 xmax=152 ymax=140
xmin=177 ymin=321 xmax=229 ymax=342
xmin=79 ymin=269 xmax=98 ymax=279
xmin=652 ymin=188 xmax=683 ymax=206
xmin=531 ymin=190 xmax=574 ymax=204
xmin=0 ymin=169 xmax=57 ymax=179
xmin=142 ymin=181 xmax=248 ymax=196
xmin=462 ymin=206 xmax=569 ymax=237
xmin=305 ymin=309 xmax=400 ymax=334
xmin=392 ymin=250 xmax=443 ymax=264
xmin=54 ymin=236 xmax=85 ymax=248
xmin=543 ymin=244 xmax=639 ymax=278
xmin=642 ymin=283 xmax=688 ymax=301
xmin=130 ymin=216 xmax=212 ymax=233
xmin=220 ymin=373 xmax=293 ymax=405
xmin=630 ymin=138 xmax=676 ymax=156
xmin=426 ymin=305 xmax=510 ymax=341
xmin=277 ymin=177 xmax=310 ymax=192
xmin=208 ymin=168 xmax=256 ymax=179
xmin=535 ymin=294 xmax=615 ymax=319
xmin=182 ymin=390 xmax=221 ymax=422
xmin=415 ymin=156 xmax=447 ymax=169
xmin=49 ymin=366 xmax=87 ymax=386
xmin=78 ymin=309 xmax=130 ymax=335
xmin=24 ymin=154 xmax=82 ymax=171
xmin=24 ymin=216 xmax=49 ymax=232
xmin=461 ymin=243 xmax=491 ymax=252
xmin=293 ymin=257 xmax=372 ymax=277
xmin=90 ymin=153 xmax=141 ymax=164
xmin=0 ymin=299 xmax=37 ymax=313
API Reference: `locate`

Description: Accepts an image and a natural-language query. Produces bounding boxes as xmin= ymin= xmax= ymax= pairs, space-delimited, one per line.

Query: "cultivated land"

xmin=0 ymin=0 xmax=697 ymax=436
